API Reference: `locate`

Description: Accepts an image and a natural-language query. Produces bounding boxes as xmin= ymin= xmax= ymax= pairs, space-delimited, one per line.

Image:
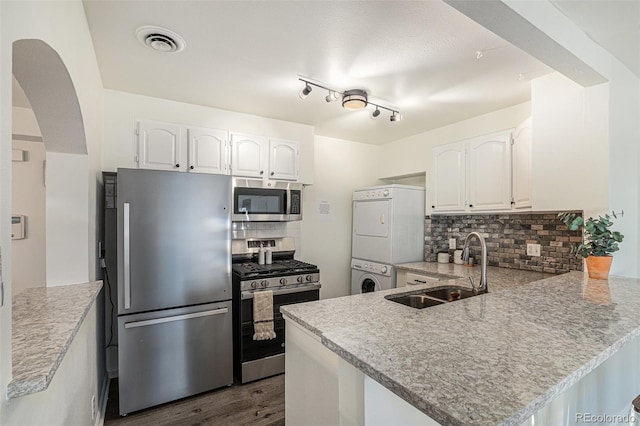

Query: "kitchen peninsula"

xmin=281 ymin=266 xmax=640 ymax=425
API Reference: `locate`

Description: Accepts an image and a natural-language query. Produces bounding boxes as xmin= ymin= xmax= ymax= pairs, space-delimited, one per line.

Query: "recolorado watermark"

xmin=576 ymin=412 xmax=637 ymax=423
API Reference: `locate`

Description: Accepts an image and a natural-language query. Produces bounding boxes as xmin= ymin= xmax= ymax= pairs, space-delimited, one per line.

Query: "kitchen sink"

xmin=386 ymin=286 xmax=483 ymax=309
xmin=387 ymin=294 xmax=445 ymax=309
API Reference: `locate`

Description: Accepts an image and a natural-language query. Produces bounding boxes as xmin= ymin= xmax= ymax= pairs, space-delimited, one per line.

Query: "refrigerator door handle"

xmin=124 ymin=307 xmax=229 ymax=329
xmin=124 ymin=202 xmax=131 ymax=309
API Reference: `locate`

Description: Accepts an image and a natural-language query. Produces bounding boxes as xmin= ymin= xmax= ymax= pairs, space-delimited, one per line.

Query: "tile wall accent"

xmin=425 ymin=212 xmax=583 ymax=274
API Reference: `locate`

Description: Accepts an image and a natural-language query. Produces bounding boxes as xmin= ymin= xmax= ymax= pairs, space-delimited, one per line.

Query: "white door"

xmin=468 ymin=132 xmax=512 ymax=211
xmin=431 ymin=142 xmax=466 ymax=212
xmin=188 ymin=127 xmax=228 ymax=175
xmin=269 ymin=139 xmax=299 ymax=181
xmin=230 ymin=132 xmax=267 ymax=178
xmin=512 ymin=117 xmax=532 ymax=209
xmin=137 ymin=120 xmax=185 ymax=172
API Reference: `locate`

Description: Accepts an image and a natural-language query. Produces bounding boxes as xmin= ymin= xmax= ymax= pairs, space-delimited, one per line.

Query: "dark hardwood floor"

xmin=105 ymin=375 xmax=285 ymax=426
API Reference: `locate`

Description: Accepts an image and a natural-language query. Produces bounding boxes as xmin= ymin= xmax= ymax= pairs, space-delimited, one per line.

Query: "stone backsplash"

xmin=425 ymin=212 xmax=583 ymax=274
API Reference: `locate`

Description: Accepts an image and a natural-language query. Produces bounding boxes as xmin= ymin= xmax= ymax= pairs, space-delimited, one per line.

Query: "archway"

xmin=12 ymin=39 xmax=90 ymax=288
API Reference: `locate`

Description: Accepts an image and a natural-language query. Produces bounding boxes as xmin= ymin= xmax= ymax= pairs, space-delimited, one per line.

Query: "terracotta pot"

xmin=585 ymin=255 xmax=613 ymax=280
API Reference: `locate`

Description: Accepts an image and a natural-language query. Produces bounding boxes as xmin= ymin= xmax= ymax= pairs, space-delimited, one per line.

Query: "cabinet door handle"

xmin=469 ymin=204 xmax=474 ymax=208
xmin=270 ymin=172 xmax=274 ymax=176
xmin=175 ymin=163 xmax=180 ymax=168
xmin=190 ymin=165 xmax=194 ymax=170
xmin=431 ymin=205 xmax=435 ymax=208
xmin=260 ymin=170 xmax=264 ymax=175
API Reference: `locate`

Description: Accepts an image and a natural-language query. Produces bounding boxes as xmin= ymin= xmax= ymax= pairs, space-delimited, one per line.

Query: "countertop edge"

xmin=8 ymin=281 xmax=103 ymax=399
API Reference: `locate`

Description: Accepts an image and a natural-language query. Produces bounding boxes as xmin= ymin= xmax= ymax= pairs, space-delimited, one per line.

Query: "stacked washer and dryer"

xmin=351 ymin=185 xmax=425 ymax=294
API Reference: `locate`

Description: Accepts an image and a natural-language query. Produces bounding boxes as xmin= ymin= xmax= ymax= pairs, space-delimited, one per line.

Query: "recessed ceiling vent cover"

xmin=136 ymin=26 xmax=186 ymax=53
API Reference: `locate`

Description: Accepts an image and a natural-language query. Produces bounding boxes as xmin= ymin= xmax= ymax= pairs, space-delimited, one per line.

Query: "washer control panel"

xmin=351 ymin=259 xmax=393 ymax=277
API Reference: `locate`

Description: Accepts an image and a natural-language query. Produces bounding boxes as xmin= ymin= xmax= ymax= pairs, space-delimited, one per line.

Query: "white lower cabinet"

xmin=136 ymin=120 xmax=228 ymax=174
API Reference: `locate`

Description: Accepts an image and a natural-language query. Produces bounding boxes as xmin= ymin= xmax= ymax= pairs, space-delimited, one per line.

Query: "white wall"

xmin=102 ymin=89 xmax=315 ymax=184
xmin=379 ymin=102 xmax=531 ymax=211
xmin=45 ymin=152 xmax=90 ymax=287
xmin=531 ymin=73 xmax=609 ymax=217
xmin=11 ymin=140 xmax=46 ymax=296
xmin=300 ymin=136 xmax=382 ymax=299
xmin=0 ymin=0 xmax=105 ymax=420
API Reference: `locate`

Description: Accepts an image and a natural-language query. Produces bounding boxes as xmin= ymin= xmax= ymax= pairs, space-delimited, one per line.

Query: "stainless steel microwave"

xmin=232 ymin=178 xmax=302 ymax=221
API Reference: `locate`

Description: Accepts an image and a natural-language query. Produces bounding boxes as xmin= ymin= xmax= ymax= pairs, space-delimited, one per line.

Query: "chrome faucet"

xmin=462 ymin=232 xmax=488 ymax=294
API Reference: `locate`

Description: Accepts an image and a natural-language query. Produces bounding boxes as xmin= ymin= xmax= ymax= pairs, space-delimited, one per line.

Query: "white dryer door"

xmin=353 ymin=200 xmax=390 ymax=237
xmin=352 ymin=200 xmax=391 ymax=262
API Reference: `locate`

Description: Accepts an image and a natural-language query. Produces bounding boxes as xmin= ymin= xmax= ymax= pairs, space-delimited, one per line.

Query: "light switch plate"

xmin=527 ymin=243 xmax=541 ymax=257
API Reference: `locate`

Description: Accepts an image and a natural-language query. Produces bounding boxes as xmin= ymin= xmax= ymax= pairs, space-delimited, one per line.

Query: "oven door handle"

xmin=241 ymin=283 xmax=321 ymax=300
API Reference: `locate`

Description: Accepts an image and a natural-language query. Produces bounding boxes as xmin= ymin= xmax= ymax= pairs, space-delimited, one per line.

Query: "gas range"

xmin=231 ymin=237 xmax=321 ymax=384
xmin=231 ymin=238 xmax=320 ymax=292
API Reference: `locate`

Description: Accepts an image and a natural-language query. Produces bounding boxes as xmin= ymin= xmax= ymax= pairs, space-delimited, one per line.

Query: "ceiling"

xmin=6 ymin=1 xmax=621 ymax=145
xmin=82 ymin=0 xmax=553 ymax=144
xmin=551 ymin=0 xmax=640 ymax=79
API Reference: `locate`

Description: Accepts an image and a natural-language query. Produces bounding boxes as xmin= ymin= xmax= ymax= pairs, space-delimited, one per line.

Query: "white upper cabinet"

xmin=138 ymin=120 xmax=185 ymax=172
xmin=511 ymin=117 xmax=533 ymax=209
xmin=431 ymin=128 xmax=520 ymax=213
xmin=269 ymin=139 xmax=299 ymax=181
xmin=468 ymin=131 xmax=512 ymax=211
xmin=431 ymin=142 xmax=466 ymax=212
xmin=230 ymin=132 xmax=268 ymax=179
xmin=137 ymin=120 xmax=229 ymax=175
xmin=188 ymin=127 xmax=229 ymax=175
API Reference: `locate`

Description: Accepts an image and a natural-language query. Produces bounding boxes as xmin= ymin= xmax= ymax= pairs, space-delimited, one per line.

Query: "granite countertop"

xmin=9 ymin=281 xmax=103 ymax=399
xmin=281 ymin=266 xmax=640 ymax=425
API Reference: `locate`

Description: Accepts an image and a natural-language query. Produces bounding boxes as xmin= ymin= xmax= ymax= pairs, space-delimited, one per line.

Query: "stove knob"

xmin=305 ymin=275 xmax=313 ymax=282
xmin=251 ymin=281 xmax=257 ymax=289
xmin=383 ymin=189 xmax=389 ymax=196
xmin=280 ymin=278 xmax=287 ymax=286
xmin=261 ymin=280 xmax=268 ymax=288
xmin=297 ymin=276 xmax=303 ymax=283
xmin=381 ymin=266 xmax=388 ymax=273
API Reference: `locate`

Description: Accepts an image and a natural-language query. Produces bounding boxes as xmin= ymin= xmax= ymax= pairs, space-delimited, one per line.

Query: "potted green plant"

xmin=558 ymin=212 xmax=624 ymax=279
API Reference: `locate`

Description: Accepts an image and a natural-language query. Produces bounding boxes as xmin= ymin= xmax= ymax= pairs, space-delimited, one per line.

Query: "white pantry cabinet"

xmin=431 ymin=129 xmax=516 ymax=213
xmin=511 ymin=117 xmax=533 ymax=209
xmin=136 ymin=120 xmax=229 ymax=175
xmin=230 ymin=133 xmax=300 ymax=181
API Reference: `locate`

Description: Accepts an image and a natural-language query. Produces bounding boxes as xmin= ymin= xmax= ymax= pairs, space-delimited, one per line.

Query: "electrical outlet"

xmin=449 ymin=238 xmax=456 ymax=250
xmin=526 ymin=243 xmax=541 ymax=257
xmin=91 ymin=394 xmax=96 ymax=420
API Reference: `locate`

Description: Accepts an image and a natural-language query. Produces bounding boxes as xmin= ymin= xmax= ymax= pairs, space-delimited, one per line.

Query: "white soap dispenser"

xmin=258 ymin=244 xmax=265 ymax=265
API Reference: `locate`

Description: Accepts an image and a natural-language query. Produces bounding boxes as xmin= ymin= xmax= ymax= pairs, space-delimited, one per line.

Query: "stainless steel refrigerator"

xmin=116 ymin=168 xmax=233 ymax=415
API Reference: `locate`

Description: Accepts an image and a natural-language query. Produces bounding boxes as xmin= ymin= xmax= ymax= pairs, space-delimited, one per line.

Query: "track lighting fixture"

xmin=390 ymin=112 xmax=402 ymax=122
xmin=325 ymin=90 xmax=340 ymax=103
xmin=298 ymin=78 xmax=401 ymax=122
xmin=299 ymin=83 xmax=312 ymax=100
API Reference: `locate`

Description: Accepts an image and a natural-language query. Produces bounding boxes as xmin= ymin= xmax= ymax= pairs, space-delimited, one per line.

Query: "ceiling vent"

xmin=136 ymin=26 xmax=186 ymax=54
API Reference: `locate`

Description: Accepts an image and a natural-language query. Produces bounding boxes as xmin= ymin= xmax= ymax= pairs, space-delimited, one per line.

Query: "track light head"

xmin=299 ymin=84 xmax=312 ymax=100
xmin=390 ymin=112 xmax=402 ymax=122
xmin=342 ymin=89 xmax=368 ymax=110
xmin=325 ymin=90 xmax=340 ymax=103
xmin=371 ymin=107 xmax=380 ymax=119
